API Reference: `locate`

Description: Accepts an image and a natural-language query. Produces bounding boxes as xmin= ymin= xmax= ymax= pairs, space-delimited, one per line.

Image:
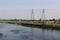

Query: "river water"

xmin=0 ymin=23 xmax=60 ymax=40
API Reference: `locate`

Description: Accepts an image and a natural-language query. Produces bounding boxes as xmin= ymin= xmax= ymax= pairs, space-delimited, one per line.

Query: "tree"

xmin=59 ymin=18 xmax=60 ymax=21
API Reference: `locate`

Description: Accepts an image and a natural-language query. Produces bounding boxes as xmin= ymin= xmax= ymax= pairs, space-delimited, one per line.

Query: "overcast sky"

xmin=0 ymin=0 xmax=60 ymax=20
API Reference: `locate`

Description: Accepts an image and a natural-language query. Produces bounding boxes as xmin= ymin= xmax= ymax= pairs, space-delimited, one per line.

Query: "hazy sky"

xmin=0 ymin=0 xmax=60 ymax=20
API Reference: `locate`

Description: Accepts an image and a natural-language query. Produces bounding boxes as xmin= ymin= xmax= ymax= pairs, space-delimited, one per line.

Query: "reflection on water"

xmin=21 ymin=35 xmax=29 ymax=40
xmin=0 ymin=33 xmax=3 ymax=38
xmin=10 ymin=29 xmax=20 ymax=34
xmin=0 ymin=23 xmax=60 ymax=40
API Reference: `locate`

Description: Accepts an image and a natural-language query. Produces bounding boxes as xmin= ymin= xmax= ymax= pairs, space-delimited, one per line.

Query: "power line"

xmin=31 ymin=9 xmax=60 ymax=12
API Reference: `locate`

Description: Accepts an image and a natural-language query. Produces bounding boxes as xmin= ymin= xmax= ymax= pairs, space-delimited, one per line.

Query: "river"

xmin=0 ymin=23 xmax=60 ymax=40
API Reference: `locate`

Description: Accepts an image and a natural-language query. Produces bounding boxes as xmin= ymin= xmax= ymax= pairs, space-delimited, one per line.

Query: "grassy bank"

xmin=0 ymin=20 xmax=60 ymax=30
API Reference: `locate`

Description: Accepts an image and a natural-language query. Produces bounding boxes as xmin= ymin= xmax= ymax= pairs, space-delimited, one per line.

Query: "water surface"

xmin=0 ymin=23 xmax=60 ymax=40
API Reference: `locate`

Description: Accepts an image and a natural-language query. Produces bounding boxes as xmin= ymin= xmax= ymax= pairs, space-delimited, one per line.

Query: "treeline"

xmin=0 ymin=18 xmax=60 ymax=21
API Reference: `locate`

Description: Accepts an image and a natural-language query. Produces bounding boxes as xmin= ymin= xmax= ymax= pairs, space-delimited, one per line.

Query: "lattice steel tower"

xmin=41 ymin=8 xmax=45 ymax=20
xmin=31 ymin=8 xmax=34 ymax=20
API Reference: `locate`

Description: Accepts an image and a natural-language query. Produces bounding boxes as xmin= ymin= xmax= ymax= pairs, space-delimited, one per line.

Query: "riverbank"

xmin=0 ymin=20 xmax=60 ymax=30
xmin=7 ymin=21 xmax=60 ymax=30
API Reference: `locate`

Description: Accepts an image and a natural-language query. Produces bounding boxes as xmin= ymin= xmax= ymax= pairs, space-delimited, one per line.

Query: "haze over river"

xmin=0 ymin=23 xmax=60 ymax=40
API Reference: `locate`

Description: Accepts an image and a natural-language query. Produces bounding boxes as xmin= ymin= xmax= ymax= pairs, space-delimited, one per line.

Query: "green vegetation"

xmin=0 ymin=19 xmax=60 ymax=30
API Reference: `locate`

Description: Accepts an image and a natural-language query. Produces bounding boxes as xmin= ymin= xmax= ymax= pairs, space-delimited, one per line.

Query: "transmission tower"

xmin=41 ymin=8 xmax=45 ymax=20
xmin=31 ymin=8 xmax=34 ymax=20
